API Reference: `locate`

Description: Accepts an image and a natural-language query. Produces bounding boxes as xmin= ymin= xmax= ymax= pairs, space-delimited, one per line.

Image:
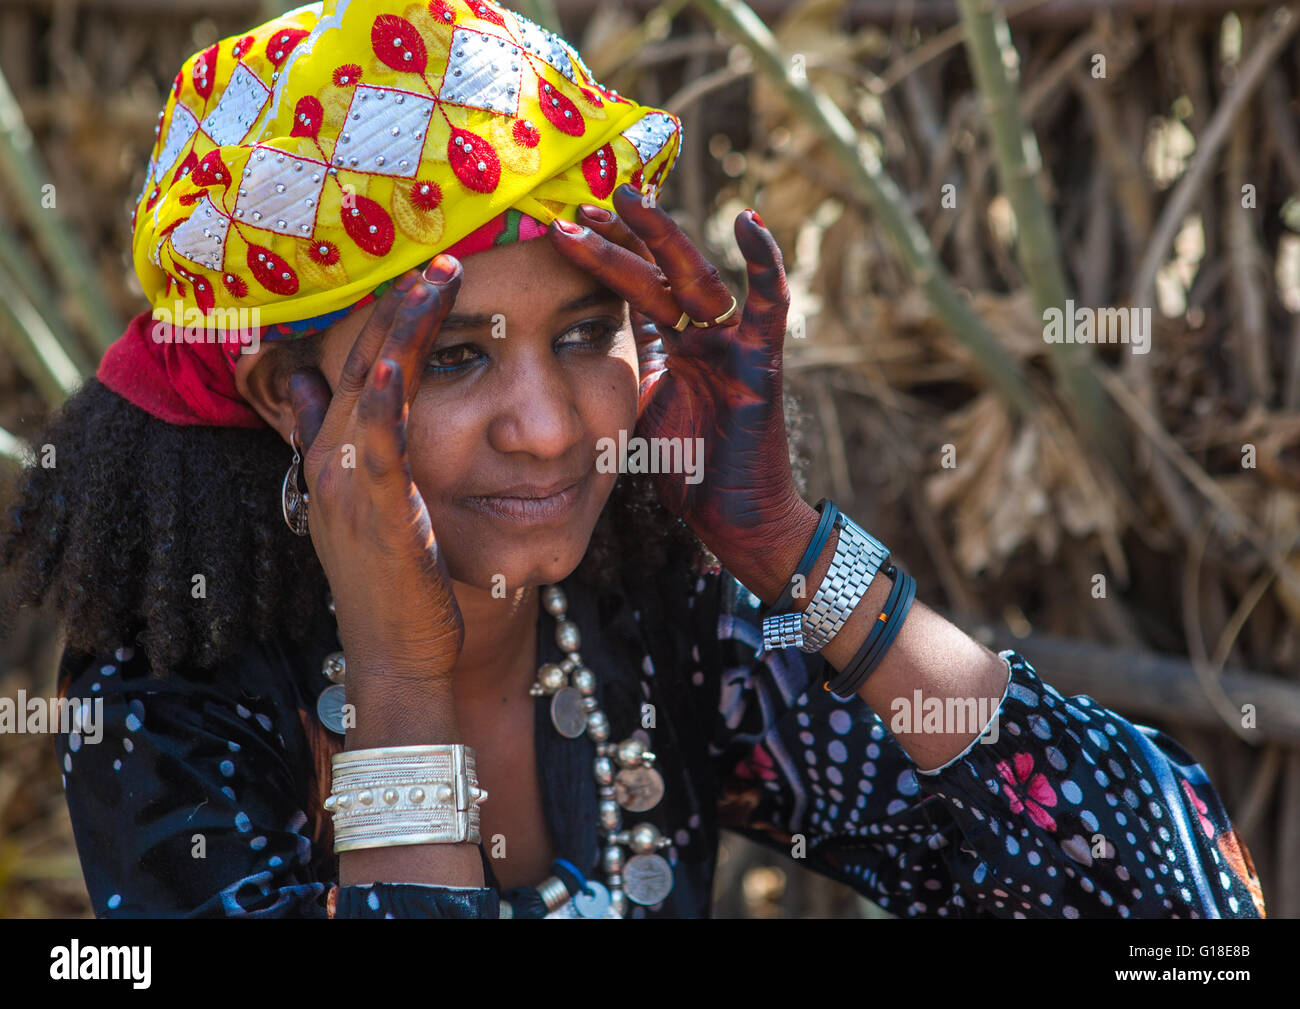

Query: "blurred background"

xmin=0 ymin=0 xmax=1298 ymax=918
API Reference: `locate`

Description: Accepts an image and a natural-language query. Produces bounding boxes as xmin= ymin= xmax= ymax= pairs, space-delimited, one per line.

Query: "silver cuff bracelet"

xmin=326 ymin=744 xmax=487 ymax=853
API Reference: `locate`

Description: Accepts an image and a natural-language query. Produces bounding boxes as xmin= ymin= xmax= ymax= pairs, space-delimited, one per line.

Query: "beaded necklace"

xmin=315 ymin=582 xmax=674 ymax=918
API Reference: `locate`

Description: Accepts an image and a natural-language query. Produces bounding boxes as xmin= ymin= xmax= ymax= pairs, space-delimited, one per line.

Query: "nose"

xmin=485 ymin=347 xmax=586 ymax=462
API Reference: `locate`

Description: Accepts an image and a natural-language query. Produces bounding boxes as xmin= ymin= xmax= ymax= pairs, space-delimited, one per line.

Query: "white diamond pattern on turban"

xmin=508 ymin=10 xmax=578 ymax=83
xmin=169 ymin=196 xmax=230 ymax=271
xmin=155 ymin=106 xmax=199 ymax=184
xmin=201 ymin=63 xmax=272 ymax=147
xmin=233 ymin=148 xmax=327 ymax=238
xmin=439 ymin=26 xmax=523 ymax=116
xmin=337 ymin=85 xmax=437 ymax=177
xmin=622 ymin=112 xmax=678 ymax=165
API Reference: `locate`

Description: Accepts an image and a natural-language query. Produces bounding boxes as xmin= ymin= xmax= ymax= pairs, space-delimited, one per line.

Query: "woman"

xmin=3 ymin=1 xmax=1266 ymax=919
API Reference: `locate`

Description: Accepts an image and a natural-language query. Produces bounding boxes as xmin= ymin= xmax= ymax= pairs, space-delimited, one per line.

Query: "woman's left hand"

xmin=547 ymin=183 xmax=803 ymax=559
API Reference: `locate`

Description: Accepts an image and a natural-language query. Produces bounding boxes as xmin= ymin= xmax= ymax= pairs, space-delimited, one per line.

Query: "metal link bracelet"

xmin=797 ymin=513 xmax=889 ymax=652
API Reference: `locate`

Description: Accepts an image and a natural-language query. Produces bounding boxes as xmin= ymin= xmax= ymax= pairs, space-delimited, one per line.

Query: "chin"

xmin=444 ymin=542 xmax=589 ymax=594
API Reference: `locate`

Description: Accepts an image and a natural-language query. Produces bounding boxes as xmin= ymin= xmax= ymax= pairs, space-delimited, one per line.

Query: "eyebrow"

xmin=438 ymin=285 xmax=624 ymax=333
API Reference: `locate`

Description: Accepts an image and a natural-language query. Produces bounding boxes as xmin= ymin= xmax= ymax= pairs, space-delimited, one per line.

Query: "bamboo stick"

xmin=0 ymin=256 xmax=83 ymax=406
xmin=0 ymin=59 xmax=122 ymax=353
xmin=957 ymin=0 xmax=1133 ymax=488
xmin=0 ymin=424 xmax=28 ymax=468
xmin=690 ymin=0 xmax=1038 ymax=418
xmin=1224 ymin=109 xmax=1273 ymax=404
xmin=0 ymin=224 xmax=91 ymax=374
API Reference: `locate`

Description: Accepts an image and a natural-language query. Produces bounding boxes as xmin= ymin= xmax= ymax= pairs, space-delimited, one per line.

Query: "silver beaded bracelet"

xmin=326 ymin=744 xmax=488 ymax=853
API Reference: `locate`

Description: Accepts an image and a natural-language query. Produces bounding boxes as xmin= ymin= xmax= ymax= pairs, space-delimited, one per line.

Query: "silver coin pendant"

xmin=550 ymin=686 xmax=587 ymax=738
xmin=624 ymin=852 xmax=674 ymax=906
xmin=614 ymin=766 xmax=665 ymax=812
xmin=316 ymin=683 xmax=348 ymax=735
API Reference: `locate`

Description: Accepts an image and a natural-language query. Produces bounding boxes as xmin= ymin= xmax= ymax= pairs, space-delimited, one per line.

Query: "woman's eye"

xmin=557 ymin=319 xmax=619 ymax=348
xmin=424 ymin=321 xmax=618 ymax=374
xmin=425 ymin=344 xmax=482 ymax=373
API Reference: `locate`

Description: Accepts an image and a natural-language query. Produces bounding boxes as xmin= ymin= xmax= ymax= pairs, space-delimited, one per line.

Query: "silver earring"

xmin=282 ymin=427 xmax=309 ymax=536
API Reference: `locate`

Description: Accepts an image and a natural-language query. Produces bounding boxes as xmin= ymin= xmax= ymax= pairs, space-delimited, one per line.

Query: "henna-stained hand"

xmin=547 ymin=183 xmax=803 ymax=557
xmin=286 ymin=255 xmax=467 ymax=687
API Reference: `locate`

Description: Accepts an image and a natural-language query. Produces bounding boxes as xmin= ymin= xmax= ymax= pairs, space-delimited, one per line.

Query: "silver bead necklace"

xmin=528 ymin=583 xmax=672 ymax=917
xmin=316 ymin=584 xmax=675 ymax=918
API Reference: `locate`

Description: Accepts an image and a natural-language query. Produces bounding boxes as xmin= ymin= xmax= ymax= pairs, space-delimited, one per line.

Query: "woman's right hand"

xmin=287 ymin=255 xmax=465 ymax=691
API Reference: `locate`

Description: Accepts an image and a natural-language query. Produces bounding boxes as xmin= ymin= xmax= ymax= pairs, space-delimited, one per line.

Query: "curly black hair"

xmin=2 ymin=342 xmax=811 ymax=676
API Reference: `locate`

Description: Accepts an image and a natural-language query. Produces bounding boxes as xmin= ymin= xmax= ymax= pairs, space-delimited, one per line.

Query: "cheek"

xmin=581 ymin=341 xmax=640 ymax=505
xmin=588 ymin=343 xmax=640 ymax=434
xmin=401 ymin=395 xmax=472 ymax=507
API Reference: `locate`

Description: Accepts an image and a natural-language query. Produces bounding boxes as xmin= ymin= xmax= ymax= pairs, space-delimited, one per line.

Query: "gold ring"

xmin=689 ymin=294 xmax=739 ymax=328
xmin=672 ymin=311 xmax=691 ymax=332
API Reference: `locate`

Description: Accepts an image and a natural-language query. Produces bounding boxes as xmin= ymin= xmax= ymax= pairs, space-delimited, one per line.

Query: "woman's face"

xmin=314 ymin=237 xmax=637 ymax=592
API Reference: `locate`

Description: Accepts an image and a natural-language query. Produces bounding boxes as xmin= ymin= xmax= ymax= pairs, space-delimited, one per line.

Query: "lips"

xmin=461 ymin=471 xmax=589 ymax=525
xmin=474 ymin=474 xmax=588 ymax=500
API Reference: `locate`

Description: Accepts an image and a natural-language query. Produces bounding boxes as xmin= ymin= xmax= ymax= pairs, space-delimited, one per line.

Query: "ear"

xmin=234 ymin=343 xmax=297 ymax=447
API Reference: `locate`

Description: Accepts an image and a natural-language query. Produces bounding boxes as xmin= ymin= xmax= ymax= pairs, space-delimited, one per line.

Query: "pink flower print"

xmin=733 ymin=743 xmax=778 ymax=782
xmin=996 ymin=752 xmax=1058 ymax=832
xmin=1181 ymin=779 xmax=1215 ymax=839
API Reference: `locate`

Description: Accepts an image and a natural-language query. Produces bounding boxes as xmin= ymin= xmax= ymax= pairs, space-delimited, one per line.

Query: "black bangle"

xmin=857 ymin=569 xmax=914 ymax=678
xmin=824 ymin=564 xmax=901 ymax=696
xmin=761 ymin=498 xmax=838 ymax=618
xmin=850 ymin=569 xmax=916 ymax=695
xmin=826 ymin=568 xmax=916 ymax=699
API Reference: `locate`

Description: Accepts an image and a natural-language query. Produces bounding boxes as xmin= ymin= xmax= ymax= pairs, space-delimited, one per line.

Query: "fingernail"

xmin=749 ymin=209 xmax=765 ymax=228
xmin=553 ymin=218 xmax=585 ymax=235
xmin=374 ymin=358 xmax=395 ymax=389
xmin=423 ymin=254 xmax=458 ymax=284
xmin=579 ymin=204 xmax=612 ymax=222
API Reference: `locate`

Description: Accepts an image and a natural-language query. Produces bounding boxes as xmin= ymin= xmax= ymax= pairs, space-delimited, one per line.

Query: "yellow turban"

xmin=131 ymin=0 xmax=683 ymax=329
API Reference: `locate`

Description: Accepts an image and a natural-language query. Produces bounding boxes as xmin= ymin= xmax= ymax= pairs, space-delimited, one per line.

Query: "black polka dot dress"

xmin=54 ymin=561 xmax=1266 ymax=918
